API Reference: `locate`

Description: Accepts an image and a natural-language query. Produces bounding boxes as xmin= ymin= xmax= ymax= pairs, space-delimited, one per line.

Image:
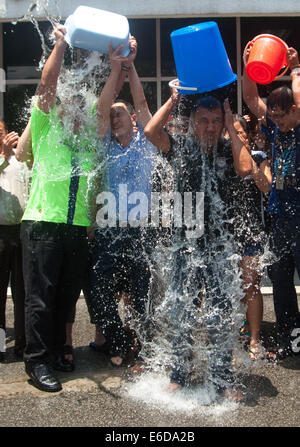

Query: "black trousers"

xmin=269 ymin=216 xmax=300 ymax=345
xmin=21 ymin=221 xmax=88 ymax=365
xmin=0 ymin=224 xmax=26 ymax=349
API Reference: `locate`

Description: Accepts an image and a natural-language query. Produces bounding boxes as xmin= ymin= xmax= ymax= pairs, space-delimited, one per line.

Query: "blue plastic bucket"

xmin=170 ymin=22 xmax=237 ymax=95
xmin=65 ymin=6 xmax=130 ymax=56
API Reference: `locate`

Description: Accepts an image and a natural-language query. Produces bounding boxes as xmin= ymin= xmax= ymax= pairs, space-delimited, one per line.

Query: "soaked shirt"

xmin=166 ymin=134 xmax=238 ymax=239
xmin=23 ymin=104 xmax=98 ymax=226
xmin=0 ymin=153 xmax=30 ymax=225
xmin=230 ymin=149 xmax=268 ymax=249
xmin=261 ymin=116 xmax=300 ymax=218
xmin=101 ymin=123 xmax=158 ymax=222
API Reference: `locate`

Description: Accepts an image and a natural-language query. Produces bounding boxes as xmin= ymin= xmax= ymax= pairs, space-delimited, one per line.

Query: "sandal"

xmin=249 ymin=342 xmax=277 ymax=361
xmin=239 ymin=320 xmax=251 ymax=339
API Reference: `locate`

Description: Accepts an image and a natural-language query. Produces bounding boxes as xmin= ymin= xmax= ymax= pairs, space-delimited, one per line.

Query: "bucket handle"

xmin=243 ymin=39 xmax=289 ymax=81
xmin=168 ymin=79 xmax=198 ymax=92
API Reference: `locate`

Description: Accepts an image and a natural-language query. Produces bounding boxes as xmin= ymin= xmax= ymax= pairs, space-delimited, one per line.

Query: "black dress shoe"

xmin=26 ymin=363 xmax=62 ymax=392
xmin=53 ymin=353 xmax=75 ymax=372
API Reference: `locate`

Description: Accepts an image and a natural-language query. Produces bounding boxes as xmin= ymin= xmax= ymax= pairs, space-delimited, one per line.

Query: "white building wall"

xmin=0 ymin=0 xmax=300 ymax=21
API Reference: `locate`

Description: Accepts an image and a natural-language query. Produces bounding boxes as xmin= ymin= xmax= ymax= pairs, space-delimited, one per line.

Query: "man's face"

xmin=267 ymin=105 xmax=295 ymax=132
xmin=110 ymin=103 xmax=135 ymax=139
xmin=192 ymin=106 xmax=224 ymax=150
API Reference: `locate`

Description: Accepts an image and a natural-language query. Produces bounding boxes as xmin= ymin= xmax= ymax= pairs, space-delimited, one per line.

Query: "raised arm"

xmin=96 ymin=37 xmax=137 ymax=139
xmin=15 ymin=121 xmax=33 ymax=166
xmin=224 ymin=99 xmax=271 ymax=190
xmin=37 ymin=24 xmax=67 ymax=114
xmin=144 ymin=87 xmax=180 ymax=153
xmin=224 ymin=99 xmax=253 ymax=177
xmin=251 ymin=158 xmax=272 ymax=193
xmin=287 ymin=47 xmax=300 ymax=117
xmin=242 ymin=44 xmax=267 ymax=123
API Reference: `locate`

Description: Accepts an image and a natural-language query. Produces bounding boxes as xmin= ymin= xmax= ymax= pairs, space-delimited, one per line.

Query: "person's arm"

xmin=0 ymin=131 xmax=19 ymax=173
xmin=15 ymin=121 xmax=33 ymax=167
xmin=224 ymin=99 xmax=271 ymax=190
xmin=37 ymin=24 xmax=67 ymax=114
xmin=287 ymin=47 xmax=300 ymax=117
xmin=127 ymin=63 xmax=151 ymax=128
xmin=224 ymin=99 xmax=253 ymax=177
xmin=251 ymin=158 xmax=272 ymax=193
xmin=144 ymin=87 xmax=180 ymax=153
xmin=96 ymin=37 xmax=137 ymax=139
xmin=2 ymin=131 xmax=19 ymax=160
xmin=242 ymin=44 xmax=267 ymax=123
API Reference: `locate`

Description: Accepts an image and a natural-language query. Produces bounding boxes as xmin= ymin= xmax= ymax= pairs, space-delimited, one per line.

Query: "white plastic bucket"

xmin=65 ymin=6 xmax=130 ymax=56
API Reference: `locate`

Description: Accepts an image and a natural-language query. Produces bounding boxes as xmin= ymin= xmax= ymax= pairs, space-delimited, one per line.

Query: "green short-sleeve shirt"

xmin=22 ymin=104 xmax=98 ymax=226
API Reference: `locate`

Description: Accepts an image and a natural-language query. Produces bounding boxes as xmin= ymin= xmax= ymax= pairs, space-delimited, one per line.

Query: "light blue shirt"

xmin=102 ymin=123 xmax=158 ymax=223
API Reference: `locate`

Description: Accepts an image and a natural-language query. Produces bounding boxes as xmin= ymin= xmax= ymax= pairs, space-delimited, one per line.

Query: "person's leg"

xmin=85 ymin=229 xmax=134 ymax=360
xmin=53 ymin=225 xmax=88 ymax=366
xmin=0 ymin=228 xmax=11 ymax=336
xmin=239 ymin=255 xmax=275 ymax=359
xmin=167 ymin=248 xmax=197 ymax=390
xmin=270 ymin=217 xmax=298 ymax=346
xmin=20 ymin=221 xmax=63 ymax=392
xmin=0 ymin=229 xmax=10 ymax=360
xmin=204 ymin=259 xmax=242 ymax=400
xmin=10 ymin=226 xmax=26 ymax=356
xmin=21 ymin=221 xmax=64 ymax=366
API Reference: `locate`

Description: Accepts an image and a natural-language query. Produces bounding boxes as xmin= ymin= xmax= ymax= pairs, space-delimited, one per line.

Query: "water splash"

xmin=12 ymin=2 xmax=274 ymax=407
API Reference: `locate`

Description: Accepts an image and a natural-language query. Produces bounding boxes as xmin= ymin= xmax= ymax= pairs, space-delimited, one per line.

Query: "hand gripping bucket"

xmin=245 ymin=34 xmax=288 ymax=85
xmin=169 ymin=21 xmax=237 ymax=95
xmin=65 ymin=6 xmax=130 ymax=56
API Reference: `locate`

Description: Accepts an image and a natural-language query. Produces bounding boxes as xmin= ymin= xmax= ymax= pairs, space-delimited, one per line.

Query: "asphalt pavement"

xmin=0 ymin=293 xmax=299 ymax=432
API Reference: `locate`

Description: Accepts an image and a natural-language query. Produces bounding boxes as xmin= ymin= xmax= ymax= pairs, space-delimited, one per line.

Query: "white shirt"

xmin=0 ymin=153 xmax=30 ymax=225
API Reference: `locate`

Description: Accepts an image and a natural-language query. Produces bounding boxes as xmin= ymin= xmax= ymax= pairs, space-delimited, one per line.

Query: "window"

xmin=3 ymin=15 xmax=300 ymax=128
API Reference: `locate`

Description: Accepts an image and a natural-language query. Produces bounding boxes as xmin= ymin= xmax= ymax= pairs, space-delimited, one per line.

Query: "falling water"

xmin=13 ymin=1 xmax=274 ymax=410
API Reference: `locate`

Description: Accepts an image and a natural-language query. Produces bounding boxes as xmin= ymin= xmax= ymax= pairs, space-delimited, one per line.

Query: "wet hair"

xmin=193 ymin=96 xmax=224 ymax=114
xmin=267 ymin=86 xmax=295 ymax=113
xmin=113 ymin=99 xmax=135 ymax=115
xmin=233 ymin=114 xmax=249 ymax=134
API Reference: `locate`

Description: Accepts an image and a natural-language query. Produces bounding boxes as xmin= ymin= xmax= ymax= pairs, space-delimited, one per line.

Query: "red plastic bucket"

xmin=245 ymin=34 xmax=288 ymax=85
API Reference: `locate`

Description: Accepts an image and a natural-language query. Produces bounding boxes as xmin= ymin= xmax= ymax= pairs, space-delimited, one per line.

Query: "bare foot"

xmin=224 ymin=388 xmax=244 ymax=402
xmin=110 ymin=356 xmax=123 ymax=367
xmin=167 ymin=382 xmax=182 ymax=393
xmin=129 ymin=362 xmax=145 ymax=375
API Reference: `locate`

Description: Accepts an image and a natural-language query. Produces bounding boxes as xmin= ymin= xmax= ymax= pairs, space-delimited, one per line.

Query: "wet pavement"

xmin=0 ymin=294 xmax=299 ymax=431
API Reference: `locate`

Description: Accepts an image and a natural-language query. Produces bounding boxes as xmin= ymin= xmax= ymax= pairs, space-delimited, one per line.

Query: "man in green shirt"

xmin=16 ymin=24 xmax=97 ymax=392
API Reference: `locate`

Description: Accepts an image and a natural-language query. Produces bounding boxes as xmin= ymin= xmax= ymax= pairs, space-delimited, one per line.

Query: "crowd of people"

xmin=0 ymin=23 xmax=300 ymax=401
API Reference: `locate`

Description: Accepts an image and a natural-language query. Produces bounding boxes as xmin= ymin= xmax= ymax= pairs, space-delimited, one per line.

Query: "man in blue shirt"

xmin=243 ymin=45 xmax=300 ymax=358
xmin=85 ymin=37 xmax=157 ymax=367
